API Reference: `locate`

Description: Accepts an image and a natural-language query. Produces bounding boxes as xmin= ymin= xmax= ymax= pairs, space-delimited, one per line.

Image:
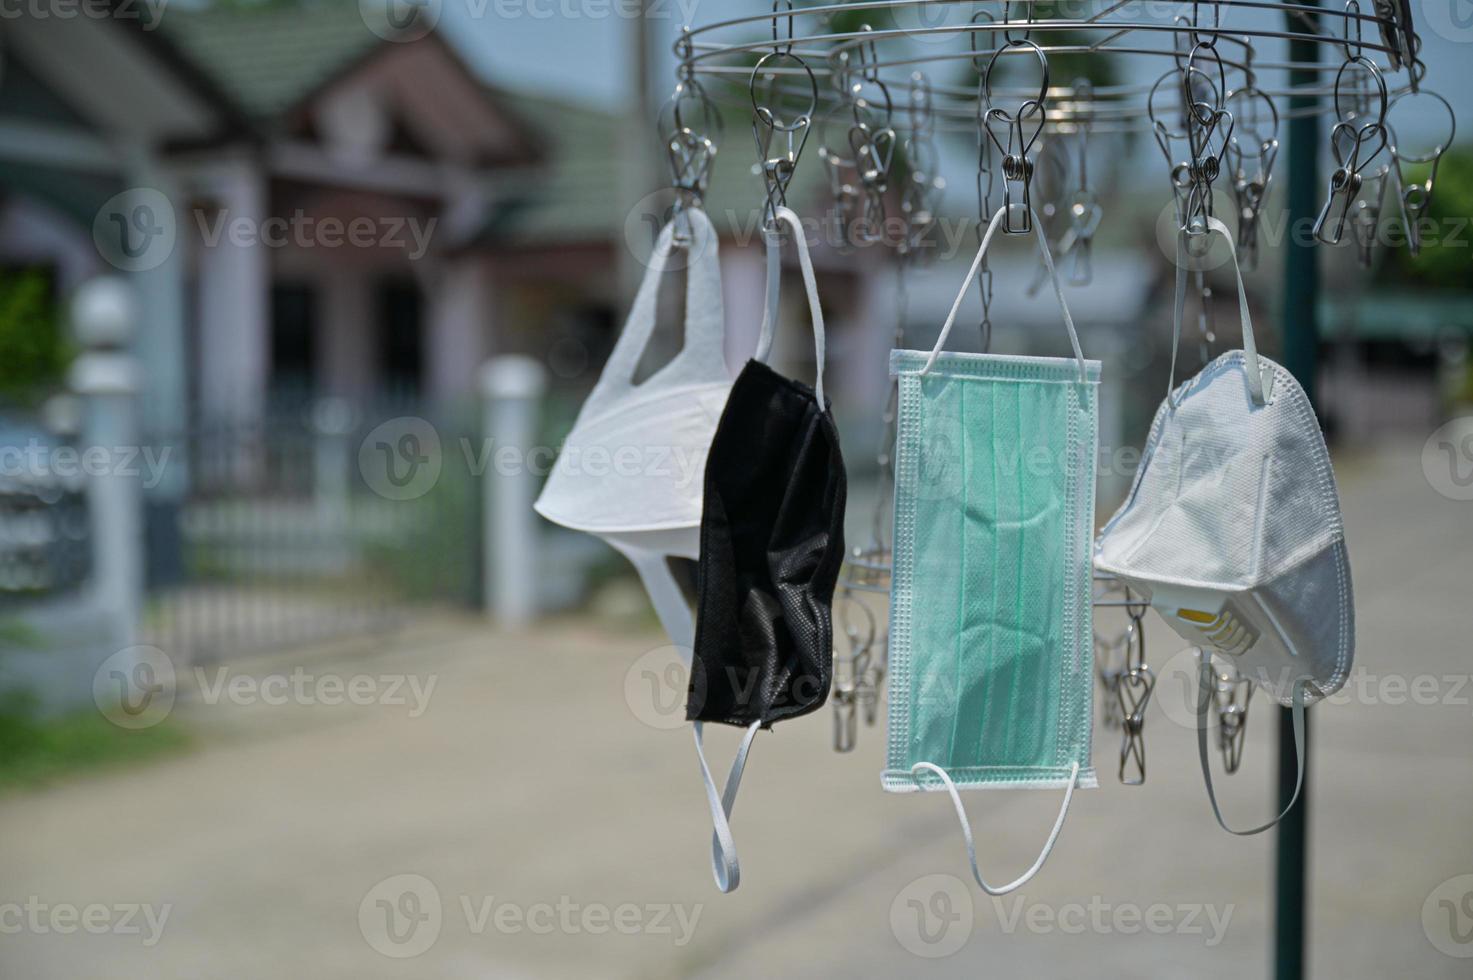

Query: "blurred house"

xmin=0 ymin=2 xmax=905 ymax=436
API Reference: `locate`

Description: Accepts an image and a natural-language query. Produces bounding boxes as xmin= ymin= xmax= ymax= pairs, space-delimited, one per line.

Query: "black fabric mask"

xmin=688 ymin=358 xmax=847 ymax=728
xmin=680 ymin=208 xmax=847 ymax=895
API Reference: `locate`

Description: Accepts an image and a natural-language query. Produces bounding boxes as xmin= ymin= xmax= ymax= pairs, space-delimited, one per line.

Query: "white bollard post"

xmin=311 ymin=396 xmax=355 ymax=528
xmin=479 ymin=356 xmax=547 ymax=626
xmin=68 ymin=277 xmax=145 ymax=652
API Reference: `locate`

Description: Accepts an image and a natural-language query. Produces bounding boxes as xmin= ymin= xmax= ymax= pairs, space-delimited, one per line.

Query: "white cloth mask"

xmin=1094 ymin=216 xmax=1355 ymax=835
xmin=535 ymin=209 xmax=731 ymax=651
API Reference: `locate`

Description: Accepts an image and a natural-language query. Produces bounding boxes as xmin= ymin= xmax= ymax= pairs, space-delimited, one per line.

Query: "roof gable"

xmin=162 ymin=5 xmax=540 ymax=167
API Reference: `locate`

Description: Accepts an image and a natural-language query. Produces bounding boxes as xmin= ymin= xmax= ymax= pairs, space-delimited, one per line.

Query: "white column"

xmin=427 ymin=257 xmax=491 ymax=400
xmin=122 ymin=154 xmax=187 ymax=498
xmin=320 ymin=266 xmax=375 ymax=397
xmin=195 ymin=157 xmax=270 ymax=421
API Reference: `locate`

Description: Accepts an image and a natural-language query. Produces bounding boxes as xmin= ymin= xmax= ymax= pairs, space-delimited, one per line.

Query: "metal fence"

xmin=140 ymin=393 xmax=481 ymax=665
xmin=0 ymin=407 xmax=92 ymax=611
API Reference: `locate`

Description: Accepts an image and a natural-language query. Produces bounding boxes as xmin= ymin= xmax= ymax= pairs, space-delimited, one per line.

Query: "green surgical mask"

xmin=885 ymin=207 xmax=1100 ymax=895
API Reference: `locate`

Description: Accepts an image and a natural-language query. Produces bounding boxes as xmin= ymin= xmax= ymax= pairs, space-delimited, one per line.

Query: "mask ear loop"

xmin=921 ymin=206 xmax=1086 ymax=382
xmin=692 ymin=720 xmax=762 ymax=892
xmin=1168 ymin=216 xmax=1267 ymax=409
xmin=1195 ymin=655 xmax=1306 ymax=835
xmin=752 ymin=206 xmax=827 ymax=405
xmin=609 ymin=544 xmax=695 ymax=659
xmin=911 ymin=761 xmax=1081 ymax=895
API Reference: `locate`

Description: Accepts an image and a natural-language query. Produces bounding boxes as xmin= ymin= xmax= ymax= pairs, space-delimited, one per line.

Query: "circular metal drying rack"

xmin=678 ymin=0 xmax=1424 ymax=136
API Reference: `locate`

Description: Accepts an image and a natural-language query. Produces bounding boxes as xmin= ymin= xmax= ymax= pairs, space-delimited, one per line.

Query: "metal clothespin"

xmin=1207 ymin=654 xmax=1254 ymax=774
xmin=817 ymin=102 xmax=862 ymax=253
xmin=661 ymin=32 xmax=720 ymax=248
xmin=841 ymin=25 xmax=896 ymax=246
xmin=1181 ymin=44 xmax=1235 ymax=239
xmin=1352 ymin=163 xmax=1389 ymax=267
xmin=1313 ymin=56 xmax=1388 ymax=245
xmin=831 ymin=591 xmax=876 ymax=752
xmin=1117 ymin=601 xmax=1155 ymax=786
xmin=1149 ymin=69 xmax=1192 ymax=231
xmin=859 ymin=637 xmax=886 ymax=726
xmin=750 ymin=3 xmax=816 ymax=231
xmin=750 ymin=61 xmax=817 ymax=230
xmin=1095 ymin=630 xmax=1128 ymax=729
xmin=1386 ymin=88 xmax=1455 ymax=257
xmin=982 ymin=38 xmax=1049 ymax=235
xmin=900 ymin=72 xmax=945 ymax=259
xmin=1023 ymin=143 xmax=1069 ymax=296
xmin=1064 ymin=80 xmax=1101 ymax=286
xmin=1225 ymin=61 xmax=1280 ymax=270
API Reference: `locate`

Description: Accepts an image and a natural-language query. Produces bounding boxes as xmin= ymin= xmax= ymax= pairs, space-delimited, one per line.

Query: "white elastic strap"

xmin=753 ymin=223 xmax=783 ymax=365
xmin=911 ymin=760 xmax=1081 ymax=896
xmin=752 ymin=206 xmax=828 ymax=406
xmin=922 ymin=206 xmax=1086 ymax=380
xmin=692 ymin=720 xmax=761 ymax=893
xmin=1169 ymin=216 xmax=1266 ymax=408
xmin=617 ymin=547 xmax=694 ymax=659
xmin=1195 ymin=656 xmax=1306 ymax=836
xmin=601 ymin=208 xmax=725 ymax=388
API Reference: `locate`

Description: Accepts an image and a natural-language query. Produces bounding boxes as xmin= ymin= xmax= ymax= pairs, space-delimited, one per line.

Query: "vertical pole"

xmin=311 ymin=396 xmax=354 ymax=528
xmin=479 ymin=356 xmax=547 ymax=627
xmin=69 ymin=278 xmax=145 ymax=651
xmin=1278 ymin=6 xmax=1321 ymax=980
xmin=618 ymin=0 xmax=660 ymax=303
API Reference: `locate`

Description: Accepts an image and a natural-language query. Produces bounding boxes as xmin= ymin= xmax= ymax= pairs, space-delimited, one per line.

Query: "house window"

xmin=270 ymin=281 xmax=317 ymax=397
xmin=376 ymin=279 xmax=423 ymax=395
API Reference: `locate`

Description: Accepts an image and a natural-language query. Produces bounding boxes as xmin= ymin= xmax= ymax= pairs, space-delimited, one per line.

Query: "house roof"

xmin=155 ymin=4 xmax=821 ymax=245
xmin=159 ymin=4 xmax=384 ymax=120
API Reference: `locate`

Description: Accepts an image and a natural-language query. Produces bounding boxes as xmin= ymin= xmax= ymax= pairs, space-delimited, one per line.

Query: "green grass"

xmin=0 ymin=692 xmax=191 ymax=792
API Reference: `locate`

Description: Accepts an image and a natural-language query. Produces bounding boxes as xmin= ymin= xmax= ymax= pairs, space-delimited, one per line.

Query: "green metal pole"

xmin=1277 ymin=7 xmax=1320 ymax=979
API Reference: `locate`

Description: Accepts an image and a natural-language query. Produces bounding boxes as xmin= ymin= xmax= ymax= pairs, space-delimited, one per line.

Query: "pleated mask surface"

xmin=886 ymin=207 xmax=1099 ymax=895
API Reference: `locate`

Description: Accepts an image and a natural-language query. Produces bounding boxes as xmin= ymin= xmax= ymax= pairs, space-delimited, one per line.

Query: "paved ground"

xmin=2 ymin=441 xmax=1471 ymax=978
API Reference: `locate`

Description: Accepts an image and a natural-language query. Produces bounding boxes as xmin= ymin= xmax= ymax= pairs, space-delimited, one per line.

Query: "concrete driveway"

xmin=1 ymin=442 xmax=1471 ymax=978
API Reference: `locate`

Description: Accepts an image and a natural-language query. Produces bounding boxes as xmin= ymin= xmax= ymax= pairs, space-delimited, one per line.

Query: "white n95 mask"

xmin=535 ymin=209 xmax=731 ymax=650
xmin=1094 ymin=216 xmax=1354 ymax=835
